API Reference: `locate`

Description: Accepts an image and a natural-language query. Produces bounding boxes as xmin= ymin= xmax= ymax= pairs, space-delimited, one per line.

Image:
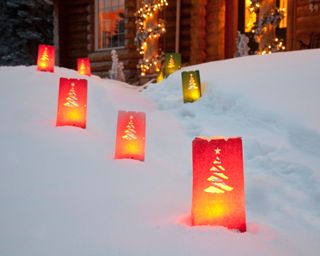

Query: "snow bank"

xmin=0 ymin=49 xmax=320 ymax=256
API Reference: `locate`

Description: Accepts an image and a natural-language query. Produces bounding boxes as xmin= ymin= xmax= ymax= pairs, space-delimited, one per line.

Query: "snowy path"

xmin=1 ymin=50 xmax=320 ymax=256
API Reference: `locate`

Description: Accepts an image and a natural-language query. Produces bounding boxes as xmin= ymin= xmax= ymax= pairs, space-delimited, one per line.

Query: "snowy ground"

xmin=0 ymin=49 xmax=320 ymax=256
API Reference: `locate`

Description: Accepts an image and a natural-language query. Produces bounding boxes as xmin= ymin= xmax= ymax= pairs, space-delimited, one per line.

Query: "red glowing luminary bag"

xmin=192 ymin=137 xmax=246 ymax=232
xmin=77 ymin=58 xmax=91 ymax=76
xmin=56 ymin=78 xmax=88 ymax=129
xmin=37 ymin=44 xmax=55 ymax=72
xmin=114 ymin=111 xmax=146 ymax=161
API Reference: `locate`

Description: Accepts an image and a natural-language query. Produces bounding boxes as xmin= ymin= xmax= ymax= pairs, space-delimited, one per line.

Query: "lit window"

xmin=279 ymin=0 xmax=288 ymax=28
xmin=97 ymin=0 xmax=125 ymax=49
xmin=245 ymin=0 xmax=257 ymax=33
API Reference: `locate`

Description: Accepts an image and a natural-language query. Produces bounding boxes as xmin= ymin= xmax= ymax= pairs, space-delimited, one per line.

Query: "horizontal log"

xmin=180 ymin=29 xmax=191 ymax=36
xmin=64 ymin=25 xmax=87 ymax=34
xmin=68 ymin=49 xmax=88 ymax=58
xmin=64 ymin=0 xmax=91 ymax=7
xmin=127 ymin=9 xmax=136 ymax=17
xmin=87 ymin=44 xmax=93 ymax=52
xmin=91 ymin=62 xmax=109 ymax=72
xmin=191 ymin=8 xmax=206 ymax=16
xmin=125 ymin=21 xmax=136 ymax=30
xmin=296 ymin=15 xmax=320 ymax=25
xmin=206 ymin=55 xmax=222 ymax=62
xmin=65 ymin=15 xmax=89 ymax=25
xmin=64 ymin=42 xmax=88 ymax=50
xmin=296 ymin=0 xmax=309 ymax=7
xmin=92 ymin=62 xmax=139 ymax=73
xmin=206 ymin=46 xmax=219 ymax=53
xmin=68 ymin=32 xmax=88 ymax=41
xmin=126 ymin=1 xmax=137 ymax=9
xmin=180 ymin=41 xmax=190 ymax=48
xmin=181 ymin=7 xmax=191 ymax=15
xmin=92 ymin=71 xmax=109 ymax=78
xmin=125 ymin=30 xmax=137 ymax=39
xmin=65 ymin=6 xmax=90 ymax=16
xmin=89 ymin=50 xmax=140 ymax=62
xmin=181 ymin=19 xmax=191 ymax=26
xmin=165 ymin=13 xmax=178 ymax=20
xmin=296 ymin=5 xmax=310 ymax=17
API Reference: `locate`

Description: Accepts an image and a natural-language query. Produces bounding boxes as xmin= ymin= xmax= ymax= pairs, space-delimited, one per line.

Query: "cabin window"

xmin=97 ymin=0 xmax=125 ymax=49
xmin=279 ymin=0 xmax=288 ymax=28
xmin=244 ymin=0 xmax=256 ymax=33
xmin=276 ymin=0 xmax=287 ymax=45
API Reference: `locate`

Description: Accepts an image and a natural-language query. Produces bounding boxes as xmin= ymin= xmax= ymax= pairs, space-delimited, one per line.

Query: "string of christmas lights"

xmin=258 ymin=37 xmax=286 ymax=55
xmin=135 ymin=0 xmax=168 ymax=76
xmin=248 ymin=0 xmax=286 ymax=55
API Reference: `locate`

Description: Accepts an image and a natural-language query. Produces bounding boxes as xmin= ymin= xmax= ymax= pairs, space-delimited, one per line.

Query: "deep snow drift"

xmin=0 ymin=49 xmax=320 ymax=256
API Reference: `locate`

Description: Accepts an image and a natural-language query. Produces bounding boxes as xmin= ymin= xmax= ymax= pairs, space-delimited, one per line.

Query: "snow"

xmin=1 ymin=49 xmax=320 ymax=256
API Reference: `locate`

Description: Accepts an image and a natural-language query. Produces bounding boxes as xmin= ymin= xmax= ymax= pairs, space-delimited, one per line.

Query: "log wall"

xmin=190 ymin=0 xmax=207 ymax=64
xmin=88 ymin=0 xmax=140 ymax=82
xmin=180 ymin=0 xmax=192 ymax=64
xmin=206 ymin=0 xmax=225 ymax=61
xmin=287 ymin=0 xmax=320 ymax=50
xmin=162 ymin=0 xmax=177 ymax=54
xmin=55 ymin=0 xmax=320 ymax=84
xmin=58 ymin=0 xmax=93 ymax=69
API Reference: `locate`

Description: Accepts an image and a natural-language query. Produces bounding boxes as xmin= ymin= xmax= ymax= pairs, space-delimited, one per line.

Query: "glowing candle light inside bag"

xmin=165 ymin=53 xmax=181 ymax=77
xmin=77 ymin=58 xmax=91 ymax=76
xmin=56 ymin=78 xmax=88 ymax=129
xmin=114 ymin=111 xmax=146 ymax=161
xmin=181 ymin=70 xmax=201 ymax=103
xmin=37 ymin=44 xmax=55 ymax=72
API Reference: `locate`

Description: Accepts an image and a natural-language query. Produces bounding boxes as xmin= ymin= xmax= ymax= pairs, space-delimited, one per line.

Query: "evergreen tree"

xmin=0 ymin=0 xmax=53 ymax=66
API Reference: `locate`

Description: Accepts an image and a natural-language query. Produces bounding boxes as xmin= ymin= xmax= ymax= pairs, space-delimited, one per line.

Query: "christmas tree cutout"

xmin=122 ymin=115 xmax=137 ymax=141
xmin=204 ymin=147 xmax=234 ymax=194
xmin=63 ymin=83 xmax=79 ymax=108
xmin=41 ymin=47 xmax=49 ymax=62
xmin=187 ymin=73 xmax=198 ymax=90
xmin=167 ymin=55 xmax=175 ymax=69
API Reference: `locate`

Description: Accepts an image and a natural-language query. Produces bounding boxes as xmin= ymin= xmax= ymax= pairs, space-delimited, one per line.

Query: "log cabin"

xmin=52 ymin=0 xmax=320 ymax=83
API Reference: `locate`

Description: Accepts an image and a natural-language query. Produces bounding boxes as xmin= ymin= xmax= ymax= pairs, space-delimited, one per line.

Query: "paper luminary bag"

xmin=181 ymin=70 xmax=201 ymax=103
xmin=56 ymin=78 xmax=88 ymax=129
xmin=164 ymin=53 xmax=181 ymax=77
xmin=77 ymin=58 xmax=91 ymax=76
xmin=192 ymin=137 xmax=246 ymax=232
xmin=114 ymin=111 xmax=146 ymax=161
xmin=37 ymin=44 xmax=55 ymax=72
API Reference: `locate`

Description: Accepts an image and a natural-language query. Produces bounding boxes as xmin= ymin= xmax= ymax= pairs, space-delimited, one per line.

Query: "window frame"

xmin=94 ymin=0 xmax=126 ymax=51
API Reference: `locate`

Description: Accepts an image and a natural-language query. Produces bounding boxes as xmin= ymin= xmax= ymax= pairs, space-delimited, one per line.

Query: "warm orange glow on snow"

xmin=37 ymin=44 xmax=55 ymax=72
xmin=77 ymin=58 xmax=91 ymax=76
xmin=56 ymin=78 xmax=88 ymax=129
xmin=114 ymin=111 xmax=146 ymax=161
xmin=192 ymin=137 xmax=246 ymax=232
